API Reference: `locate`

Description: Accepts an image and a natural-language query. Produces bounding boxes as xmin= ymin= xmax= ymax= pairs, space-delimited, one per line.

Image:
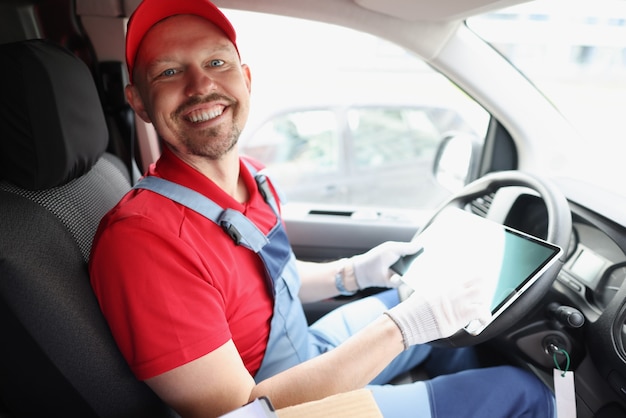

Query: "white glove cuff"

xmin=335 ymin=260 xmax=358 ymax=296
xmin=385 ymin=298 xmax=440 ymax=348
xmin=351 ymin=254 xmax=368 ymax=289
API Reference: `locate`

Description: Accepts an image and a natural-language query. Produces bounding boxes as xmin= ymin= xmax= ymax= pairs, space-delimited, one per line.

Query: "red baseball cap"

xmin=125 ymin=0 xmax=239 ymax=82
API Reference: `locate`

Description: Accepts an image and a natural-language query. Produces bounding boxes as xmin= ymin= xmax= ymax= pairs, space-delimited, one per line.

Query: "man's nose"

xmin=184 ymin=66 xmax=216 ymax=96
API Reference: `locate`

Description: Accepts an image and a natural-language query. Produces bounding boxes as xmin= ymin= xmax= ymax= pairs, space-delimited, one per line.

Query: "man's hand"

xmin=351 ymin=241 xmax=422 ymax=289
xmin=384 ymin=274 xmax=492 ymax=348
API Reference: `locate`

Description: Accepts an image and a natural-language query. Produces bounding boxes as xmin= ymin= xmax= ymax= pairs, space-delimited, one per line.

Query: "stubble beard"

xmin=173 ymin=94 xmax=243 ymax=160
xmin=181 ymin=124 xmax=241 ymax=160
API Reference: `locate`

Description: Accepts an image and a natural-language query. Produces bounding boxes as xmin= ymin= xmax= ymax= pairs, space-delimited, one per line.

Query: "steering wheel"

xmin=424 ymin=170 xmax=572 ymax=347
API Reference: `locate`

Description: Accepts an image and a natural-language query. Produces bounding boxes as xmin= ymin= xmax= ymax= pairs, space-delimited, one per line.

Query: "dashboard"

xmin=491 ymin=188 xmax=626 ymax=416
xmin=561 ymin=223 xmax=626 ymax=313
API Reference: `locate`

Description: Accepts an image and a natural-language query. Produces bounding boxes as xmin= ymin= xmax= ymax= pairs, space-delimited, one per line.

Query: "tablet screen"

xmin=398 ymin=207 xmax=562 ymax=335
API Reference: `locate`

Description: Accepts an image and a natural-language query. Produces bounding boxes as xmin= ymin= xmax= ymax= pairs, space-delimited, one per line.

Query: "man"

xmin=89 ymin=0 xmax=555 ymax=416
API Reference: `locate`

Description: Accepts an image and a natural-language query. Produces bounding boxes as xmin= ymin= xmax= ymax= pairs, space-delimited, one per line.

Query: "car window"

xmin=227 ymin=10 xmax=490 ymax=209
xmin=242 ymin=109 xmax=345 ymax=202
xmin=244 ymin=110 xmax=340 ymax=173
xmin=349 ymin=107 xmax=439 ymax=170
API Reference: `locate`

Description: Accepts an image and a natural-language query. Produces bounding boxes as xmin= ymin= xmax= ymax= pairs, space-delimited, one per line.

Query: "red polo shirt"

xmin=89 ymin=147 xmax=276 ymax=380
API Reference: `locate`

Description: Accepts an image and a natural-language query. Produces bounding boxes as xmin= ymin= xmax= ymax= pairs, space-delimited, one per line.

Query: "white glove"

xmin=351 ymin=241 xmax=423 ymax=289
xmin=384 ymin=274 xmax=492 ymax=348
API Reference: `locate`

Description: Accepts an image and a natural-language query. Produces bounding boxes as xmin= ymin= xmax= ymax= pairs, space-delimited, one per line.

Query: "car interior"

xmin=1 ymin=0 xmax=626 ymax=417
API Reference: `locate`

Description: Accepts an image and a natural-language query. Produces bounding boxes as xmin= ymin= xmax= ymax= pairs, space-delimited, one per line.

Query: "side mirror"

xmin=432 ymin=132 xmax=482 ymax=193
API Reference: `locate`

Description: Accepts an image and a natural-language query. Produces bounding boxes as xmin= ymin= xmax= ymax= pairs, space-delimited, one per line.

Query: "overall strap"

xmin=133 ymin=176 xmax=269 ymax=253
xmin=242 ymin=160 xmax=281 ymax=216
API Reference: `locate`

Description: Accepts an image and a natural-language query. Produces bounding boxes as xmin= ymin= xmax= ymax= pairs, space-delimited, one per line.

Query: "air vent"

xmin=469 ymin=192 xmax=495 ymax=217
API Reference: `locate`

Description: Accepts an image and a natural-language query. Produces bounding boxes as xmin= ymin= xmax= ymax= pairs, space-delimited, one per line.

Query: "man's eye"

xmin=209 ymin=59 xmax=224 ymax=67
xmin=161 ymin=68 xmax=177 ymax=77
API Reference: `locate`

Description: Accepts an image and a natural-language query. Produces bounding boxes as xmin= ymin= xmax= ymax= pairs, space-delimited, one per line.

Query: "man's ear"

xmin=241 ymin=64 xmax=252 ymax=93
xmin=125 ymin=84 xmax=152 ymax=124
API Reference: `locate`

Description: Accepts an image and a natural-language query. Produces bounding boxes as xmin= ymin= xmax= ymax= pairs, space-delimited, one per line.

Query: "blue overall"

xmin=134 ymin=165 xmax=555 ymax=418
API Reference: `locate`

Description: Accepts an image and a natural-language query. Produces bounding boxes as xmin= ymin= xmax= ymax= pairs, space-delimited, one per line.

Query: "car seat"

xmin=0 ymin=39 xmax=176 ymax=417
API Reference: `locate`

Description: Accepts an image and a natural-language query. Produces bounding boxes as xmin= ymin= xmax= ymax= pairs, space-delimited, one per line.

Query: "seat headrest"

xmin=0 ymin=39 xmax=108 ymax=190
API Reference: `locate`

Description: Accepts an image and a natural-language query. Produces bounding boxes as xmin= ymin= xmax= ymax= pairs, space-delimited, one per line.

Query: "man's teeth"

xmin=188 ymin=108 xmax=223 ymax=123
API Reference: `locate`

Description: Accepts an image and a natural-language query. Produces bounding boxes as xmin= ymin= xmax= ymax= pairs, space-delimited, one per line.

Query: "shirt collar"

xmin=150 ymin=146 xmax=261 ymax=213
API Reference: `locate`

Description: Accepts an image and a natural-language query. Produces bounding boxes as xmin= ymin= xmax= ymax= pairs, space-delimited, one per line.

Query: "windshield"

xmin=468 ymin=0 xmax=626 ymax=198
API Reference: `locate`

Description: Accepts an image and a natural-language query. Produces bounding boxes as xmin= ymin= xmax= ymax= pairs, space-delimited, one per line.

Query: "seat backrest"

xmin=0 ymin=39 xmax=176 ymax=418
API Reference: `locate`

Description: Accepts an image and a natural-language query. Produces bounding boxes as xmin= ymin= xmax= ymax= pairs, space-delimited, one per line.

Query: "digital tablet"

xmin=395 ymin=206 xmax=563 ymax=336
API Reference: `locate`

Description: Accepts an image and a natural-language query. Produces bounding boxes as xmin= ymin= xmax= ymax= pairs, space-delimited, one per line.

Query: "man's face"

xmin=127 ymin=14 xmax=251 ymax=161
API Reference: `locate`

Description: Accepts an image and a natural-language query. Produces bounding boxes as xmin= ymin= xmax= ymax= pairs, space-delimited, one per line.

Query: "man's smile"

xmin=185 ymin=104 xmax=226 ymax=123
